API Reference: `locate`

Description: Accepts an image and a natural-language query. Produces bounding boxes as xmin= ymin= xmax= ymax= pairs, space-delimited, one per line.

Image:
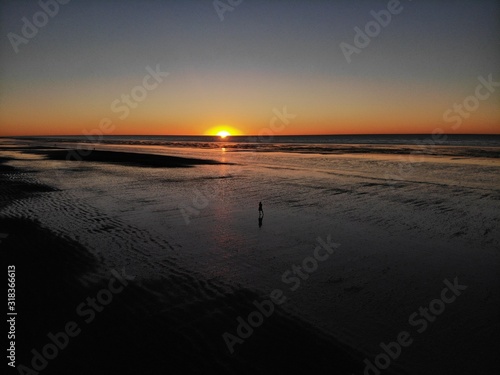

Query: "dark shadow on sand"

xmin=2 ymin=215 xmax=373 ymax=375
xmin=35 ymin=149 xmax=233 ymax=168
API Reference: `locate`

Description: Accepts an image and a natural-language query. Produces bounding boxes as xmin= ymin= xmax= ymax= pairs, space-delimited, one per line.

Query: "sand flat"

xmin=2 ymin=139 xmax=499 ymax=374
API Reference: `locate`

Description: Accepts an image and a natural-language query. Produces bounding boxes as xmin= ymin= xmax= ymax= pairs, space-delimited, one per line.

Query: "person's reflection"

xmin=258 ymin=201 xmax=264 ymax=228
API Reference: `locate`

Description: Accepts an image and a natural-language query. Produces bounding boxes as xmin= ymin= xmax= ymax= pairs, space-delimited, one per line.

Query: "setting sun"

xmin=205 ymin=125 xmax=242 ymax=138
xmin=217 ymin=130 xmax=230 ymax=138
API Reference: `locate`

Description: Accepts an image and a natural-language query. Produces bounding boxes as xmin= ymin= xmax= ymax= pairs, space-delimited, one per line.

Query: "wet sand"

xmin=1 ymin=151 xmax=370 ymax=375
xmin=2 ymin=139 xmax=499 ymax=374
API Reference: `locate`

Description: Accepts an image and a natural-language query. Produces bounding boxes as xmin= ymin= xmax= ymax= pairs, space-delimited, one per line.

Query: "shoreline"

xmin=4 ymin=136 xmax=500 ymax=159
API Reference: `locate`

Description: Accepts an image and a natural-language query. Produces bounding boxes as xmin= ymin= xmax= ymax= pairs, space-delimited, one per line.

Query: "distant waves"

xmin=13 ymin=134 xmax=500 ymax=157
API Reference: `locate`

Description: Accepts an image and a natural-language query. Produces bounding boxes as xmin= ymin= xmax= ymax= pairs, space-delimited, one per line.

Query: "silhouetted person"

xmin=258 ymin=201 xmax=264 ymax=218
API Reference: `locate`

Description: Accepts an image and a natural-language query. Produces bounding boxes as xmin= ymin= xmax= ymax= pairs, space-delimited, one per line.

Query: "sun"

xmin=205 ymin=125 xmax=242 ymax=138
xmin=217 ymin=130 xmax=230 ymax=139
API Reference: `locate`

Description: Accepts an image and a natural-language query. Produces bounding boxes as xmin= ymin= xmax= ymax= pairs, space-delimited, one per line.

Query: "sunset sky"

xmin=1 ymin=0 xmax=499 ymax=136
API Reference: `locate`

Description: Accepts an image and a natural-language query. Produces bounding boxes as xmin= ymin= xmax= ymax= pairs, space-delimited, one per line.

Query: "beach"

xmin=2 ymin=136 xmax=499 ymax=375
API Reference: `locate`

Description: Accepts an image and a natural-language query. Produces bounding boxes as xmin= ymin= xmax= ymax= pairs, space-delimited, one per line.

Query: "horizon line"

xmin=3 ymin=133 xmax=500 ymax=138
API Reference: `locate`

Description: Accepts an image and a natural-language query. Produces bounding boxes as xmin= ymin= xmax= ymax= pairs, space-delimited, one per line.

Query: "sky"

xmin=0 ymin=0 xmax=499 ymax=136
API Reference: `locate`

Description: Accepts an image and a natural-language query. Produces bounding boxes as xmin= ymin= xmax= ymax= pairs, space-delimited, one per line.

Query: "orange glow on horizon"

xmin=0 ymin=119 xmax=499 ymax=137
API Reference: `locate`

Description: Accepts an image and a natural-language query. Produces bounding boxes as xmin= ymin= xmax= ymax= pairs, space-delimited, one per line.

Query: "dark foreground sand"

xmin=3 ymin=139 xmax=499 ymax=375
xmin=1 ymin=152 xmax=373 ymax=375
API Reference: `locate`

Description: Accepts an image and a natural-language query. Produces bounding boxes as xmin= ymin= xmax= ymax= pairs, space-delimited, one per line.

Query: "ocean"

xmin=14 ymin=133 xmax=500 ymax=148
